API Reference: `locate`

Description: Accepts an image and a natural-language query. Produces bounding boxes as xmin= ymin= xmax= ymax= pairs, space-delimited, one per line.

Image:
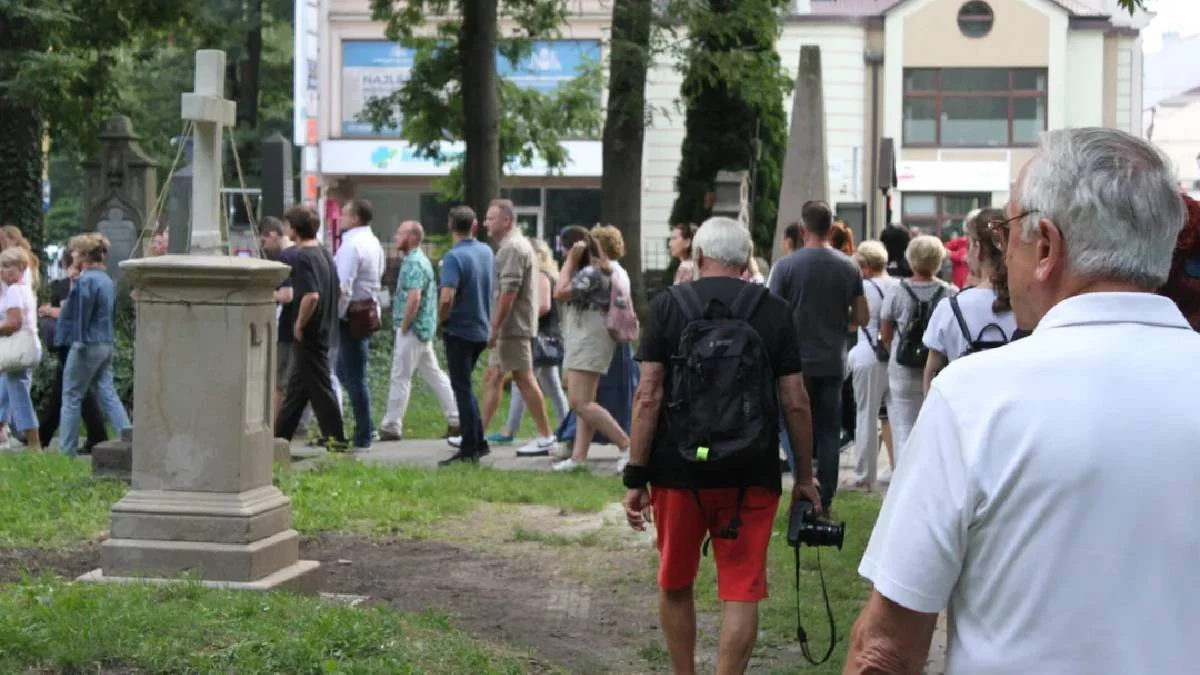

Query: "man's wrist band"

xmin=622 ymin=463 xmax=650 ymax=490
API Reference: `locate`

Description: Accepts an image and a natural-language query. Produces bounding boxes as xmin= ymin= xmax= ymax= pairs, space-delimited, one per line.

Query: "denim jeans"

xmin=0 ymin=368 xmax=37 ymax=432
xmin=60 ymin=343 xmax=130 ymax=455
xmin=444 ymin=334 xmax=487 ymax=456
xmin=336 ymin=321 xmax=372 ymax=448
xmin=779 ymin=375 xmax=843 ymax=508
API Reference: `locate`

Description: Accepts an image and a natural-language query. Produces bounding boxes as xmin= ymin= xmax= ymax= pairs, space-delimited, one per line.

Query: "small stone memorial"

xmin=711 ymin=170 xmax=750 ymax=225
xmin=81 ymin=116 xmax=159 ymax=282
xmin=81 ymin=50 xmax=318 ymax=592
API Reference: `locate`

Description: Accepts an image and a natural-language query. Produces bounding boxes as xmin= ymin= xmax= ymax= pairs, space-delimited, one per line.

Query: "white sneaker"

xmin=447 ymin=436 xmax=462 ymax=448
xmin=516 ymin=436 xmax=556 ymax=457
xmin=552 ymin=457 xmax=581 ymax=472
xmin=551 ymin=443 xmax=572 ymax=460
xmin=615 ymin=450 xmax=630 ymax=473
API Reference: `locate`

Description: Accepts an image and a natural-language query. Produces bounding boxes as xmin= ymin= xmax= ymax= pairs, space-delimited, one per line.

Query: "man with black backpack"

xmin=622 ymin=217 xmax=822 ymax=675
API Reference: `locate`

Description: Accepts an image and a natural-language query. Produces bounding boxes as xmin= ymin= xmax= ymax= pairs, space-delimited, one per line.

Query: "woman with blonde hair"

xmin=552 ymin=226 xmax=630 ymax=471
xmin=846 ymin=240 xmax=898 ymax=489
xmin=0 ymin=248 xmax=42 ymax=450
xmin=487 ymin=238 xmax=569 ymax=444
xmin=878 ymin=235 xmax=956 ymax=467
xmin=58 ymin=233 xmax=131 ymax=455
xmin=1 ymin=225 xmax=39 ymax=291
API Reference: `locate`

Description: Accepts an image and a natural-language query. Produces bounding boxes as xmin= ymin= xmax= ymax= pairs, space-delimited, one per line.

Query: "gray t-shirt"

xmin=768 ymin=247 xmax=864 ymax=377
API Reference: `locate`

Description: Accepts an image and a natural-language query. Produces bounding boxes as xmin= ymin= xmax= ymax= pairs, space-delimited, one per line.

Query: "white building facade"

xmin=296 ymin=0 xmax=1144 ymax=264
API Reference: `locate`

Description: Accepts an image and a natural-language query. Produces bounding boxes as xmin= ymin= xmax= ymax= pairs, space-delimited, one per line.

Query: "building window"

xmin=903 ymin=68 xmax=1047 ymax=147
xmin=957 ymin=1 xmax=994 ymax=38
xmin=901 ymin=193 xmax=991 ymax=239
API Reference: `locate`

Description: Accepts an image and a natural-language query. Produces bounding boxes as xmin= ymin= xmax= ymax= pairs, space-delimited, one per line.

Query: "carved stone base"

xmin=92 ymin=440 xmax=132 ymax=483
xmin=79 ymin=560 xmax=320 ymax=593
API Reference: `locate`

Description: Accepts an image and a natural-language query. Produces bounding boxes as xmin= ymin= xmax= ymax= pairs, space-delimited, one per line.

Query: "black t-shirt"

xmin=289 ymin=245 xmax=339 ymax=348
xmin=274 ymin=246 xmax=301 ymax=343
xmin=40 ymin=277 xmax=72 ymax=345
xmin=635 ymin=277 xmax=804 ymax=493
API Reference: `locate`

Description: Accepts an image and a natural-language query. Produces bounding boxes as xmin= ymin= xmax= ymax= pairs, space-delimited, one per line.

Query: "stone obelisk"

xmin=81 ymin=50 xmax=319 ymax=591
xmin=773 ymin=45 xmax=829 ymax=262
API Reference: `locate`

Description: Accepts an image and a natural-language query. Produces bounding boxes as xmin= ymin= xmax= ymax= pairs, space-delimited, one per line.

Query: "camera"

xmin=787 ymin=499 xmax=845 ymax=549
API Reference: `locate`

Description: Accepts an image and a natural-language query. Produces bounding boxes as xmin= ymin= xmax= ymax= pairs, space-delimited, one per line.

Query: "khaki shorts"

xmin=276 ymin=341 xmax=293 ymax=391
xmin=488 ymin=337 xmax=533 ymax=373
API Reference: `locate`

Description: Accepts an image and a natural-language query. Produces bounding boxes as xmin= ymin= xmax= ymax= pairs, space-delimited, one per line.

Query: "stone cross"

xmin=181 ymin=50 xmax=237 ymax=255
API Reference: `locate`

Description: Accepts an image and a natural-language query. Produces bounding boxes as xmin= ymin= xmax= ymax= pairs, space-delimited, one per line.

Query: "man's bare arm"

xmin=778 ymin=372 xmax=814 ymax=484
xmin=849 ymin=296 xmax=870 ymax=329
xmin=274 ymin=287 xmax=294 ymax=305
xmin=629 ymin=363 xmax=665 ymax=466
xmin=401 ymin=288 xmax=421 ymax=334
xmin=844 ymin=591 xmax=938 ymax=675
xmin=438 ymin=287 xmax=456 ymax=325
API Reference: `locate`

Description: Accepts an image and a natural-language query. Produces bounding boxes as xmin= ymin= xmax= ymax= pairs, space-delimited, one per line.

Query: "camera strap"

xmin=794 ymin=544 xmax=838 ymax=665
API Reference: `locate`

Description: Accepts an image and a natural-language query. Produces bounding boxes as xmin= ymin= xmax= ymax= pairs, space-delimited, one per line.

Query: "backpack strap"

xmin=899 ymin=280 xmax=921 ymax=304
xmin=729 ymin=283 xmax=768 ymax=322
xmin=667 ymin=283 xmax=706 ymax=323
xmin=949 ymin=294 xmax=972 ymax=346
xmin=865 ymin=278 xmax=884 ymax=300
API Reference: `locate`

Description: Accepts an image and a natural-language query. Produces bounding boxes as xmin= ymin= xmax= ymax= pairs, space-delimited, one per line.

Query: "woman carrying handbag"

xmin=0 ymin=248 xmax=43 ymax=451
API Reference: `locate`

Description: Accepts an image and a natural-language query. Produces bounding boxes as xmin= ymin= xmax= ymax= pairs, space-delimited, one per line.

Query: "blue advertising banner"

xmin=341 ymin=40 xmax=600 ymax=137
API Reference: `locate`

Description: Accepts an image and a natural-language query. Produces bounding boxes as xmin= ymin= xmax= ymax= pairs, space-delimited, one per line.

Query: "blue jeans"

xmin=336 ymin=321 xmax=372 ymax=448
xmin=60 ymin=343 xmax=130 ymax=455
xmin=779 ymin=375 xmax=844 ymax=508
xmin=0 ymin=368 xmax=37 ymax=433
xmin=444 ymin=334 xmax=487 ymax=456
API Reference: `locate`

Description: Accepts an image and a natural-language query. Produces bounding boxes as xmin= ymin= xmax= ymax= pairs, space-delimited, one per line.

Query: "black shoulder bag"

xmin=861 ymin=280 xmax=889 ymax=363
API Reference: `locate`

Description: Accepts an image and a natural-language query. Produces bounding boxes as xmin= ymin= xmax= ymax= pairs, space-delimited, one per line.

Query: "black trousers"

xmin=274 ymin=339 xmax=346 ymax=445
xmin=40 ymin=345 xmax=107 ymax=449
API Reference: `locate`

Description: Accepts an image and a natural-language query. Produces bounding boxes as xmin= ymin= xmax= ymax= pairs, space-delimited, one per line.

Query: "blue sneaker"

xmin=485 ymin=432 xmax=514 ymax=445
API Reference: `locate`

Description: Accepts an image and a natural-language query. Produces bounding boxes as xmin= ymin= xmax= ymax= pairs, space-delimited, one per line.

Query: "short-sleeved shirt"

xmin=394 ymin=248 xmax=438 ymax=342
xmin=923 ymin=287 xmax=1018 ymax=361
xmin=565 ymin=265 xmax=612 ymax=312
xmin=767 ymin=247 xmax=864 ymax=378
xmin=860 ymin=293 xmax=1200 ymax=674
xmin=289 ymin=245 xmax=339 ymax=348
xmin=493 ymin=231 xmax=537 ymax=339
xmin=1 ymin=284 xmax=41 ymax=361
xmin=40 ymin=277 xmax=71 ymax=345
xmin=880 ymin=278 xmax=957 ymax=371
xmin=275 ymin=246 xmax=301 ymax=343
xmin=636 ymin=276 xmax=804 ymax=494
xmin=440 ymin=238 xmax=494 ymax=343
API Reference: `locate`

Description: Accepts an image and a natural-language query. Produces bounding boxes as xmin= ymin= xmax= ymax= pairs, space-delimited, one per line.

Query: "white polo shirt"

xmin=334 ymin=225 xmax=385 ymax=319
xmin=860 ymin=292 xmax=1200 ymax=674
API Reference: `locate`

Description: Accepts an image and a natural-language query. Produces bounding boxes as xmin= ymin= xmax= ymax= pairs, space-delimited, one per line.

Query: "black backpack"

xmin=665 ymin=283 xmax=776 ymax=542
xmin=949 ymin=295 xmax=1010 ymax=355
xmin=894 ymin=281 xmax=945 ymax=368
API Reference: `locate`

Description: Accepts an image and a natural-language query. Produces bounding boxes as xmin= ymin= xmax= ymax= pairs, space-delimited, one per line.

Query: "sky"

xmin=1143 ymin=0 xmax=1200 ymax=52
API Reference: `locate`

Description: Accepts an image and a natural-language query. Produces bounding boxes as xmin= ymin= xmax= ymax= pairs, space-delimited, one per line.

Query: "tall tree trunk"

xmin=0 ymin=10 xmax=45 ymax=254
xmin=460 ymin=0 xmax=501 ymax=233
xmin=601 ymin=0 xmax=652 ymax=314
xmin=239 ymin=0 xmax=263 ymax=128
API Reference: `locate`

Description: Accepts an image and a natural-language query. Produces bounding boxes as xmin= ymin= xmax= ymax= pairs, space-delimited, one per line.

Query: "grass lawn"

xmin=280 ymin=458 xmax=625 ymax=537
xmin=0 ymin=452 xmax=625 ymax=548
xmin=0 ymin=453 xmax=126 ymax=548
xmin=0 ymin=577 xmax=536 ymax=674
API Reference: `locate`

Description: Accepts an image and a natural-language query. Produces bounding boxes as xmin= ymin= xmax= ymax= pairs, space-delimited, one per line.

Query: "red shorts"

xmin=651 ymin=486 xmax=780 ymax=602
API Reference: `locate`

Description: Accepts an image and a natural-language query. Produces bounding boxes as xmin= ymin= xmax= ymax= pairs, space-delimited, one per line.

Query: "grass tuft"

xmin=0 ymin=576 xmax=534 ymax=673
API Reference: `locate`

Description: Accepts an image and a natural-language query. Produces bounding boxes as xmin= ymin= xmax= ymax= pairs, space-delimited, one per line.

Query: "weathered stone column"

xmin=81 ymin=255 xmax=319 ymax=590
xmin=773 ymin=45 xmax=829 ymax=262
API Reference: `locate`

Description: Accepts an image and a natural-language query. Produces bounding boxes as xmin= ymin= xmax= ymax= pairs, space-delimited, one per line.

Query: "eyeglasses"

xmin=985 ymin=211 xmax=1038 ymax=251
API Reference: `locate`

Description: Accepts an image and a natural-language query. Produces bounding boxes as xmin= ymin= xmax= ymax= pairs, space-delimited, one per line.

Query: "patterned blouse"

xmin=566 ymin=265 xmax=612 ymax=312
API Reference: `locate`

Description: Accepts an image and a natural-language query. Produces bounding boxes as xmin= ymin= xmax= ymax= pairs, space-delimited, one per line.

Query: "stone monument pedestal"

xmin=81 ymin=255 xmax=319 ymax=592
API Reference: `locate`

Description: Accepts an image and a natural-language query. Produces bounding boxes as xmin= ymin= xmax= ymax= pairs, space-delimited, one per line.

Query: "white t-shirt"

xmin=922 ymin=287 xmax=1017 ymax=361
xmin=0 ymin=283 xmax=41 ymax=361
xmin=848 ymin=276 xmax=899 ymax=370
xmin=860 ymin=292 xmax=1200 ymax=674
